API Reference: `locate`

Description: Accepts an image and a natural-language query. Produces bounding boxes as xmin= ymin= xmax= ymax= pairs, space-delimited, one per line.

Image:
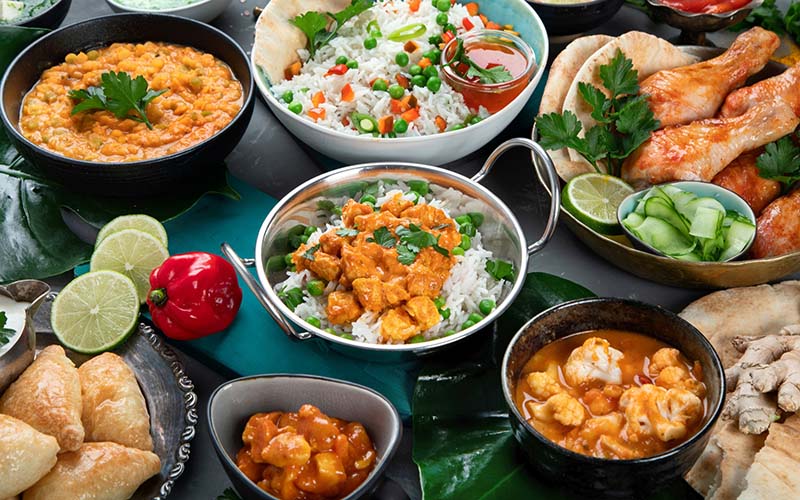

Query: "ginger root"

xmin=723 ymin=324 xmax=800 ymax=434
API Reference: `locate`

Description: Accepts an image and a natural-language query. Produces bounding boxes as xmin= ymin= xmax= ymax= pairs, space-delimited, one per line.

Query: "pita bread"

xmin=537 ymin=35 xmax=614 ymax=182
xmin=562 ymin=32 xmax=699 ymax=170
xmin=679 ymin=281 xmax=800 ymax=367
xmin=253 ymin=0 xmax=352 ymax=84
xmin=685 ymin=421 xmax=765 ymax=500
xmin=739 ymin=414 xmax=800 ymax=499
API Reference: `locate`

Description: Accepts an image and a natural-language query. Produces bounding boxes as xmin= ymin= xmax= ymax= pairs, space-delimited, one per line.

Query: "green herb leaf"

xmin=756 ymin=133 xmax=800 ymax=190
xmin=292 ymin=0 xmax=375 ymax=58
xmin=367 ymin=226 xmax=396 ymax=248
xmin=730 ymin=0 xmax=787 ymax=36
xmin=397 ymin=244 xmax=417 ymax=265
xmin=433 ymin=244 xmax=450 ymax=258
xmin=535 ymin=111 xmax=584 ymax=152
xmin=577 ymin=82 xmax=611 ymax=123
xmin=291 ymin=12 xmax=329 ymax=58
xmin=70 ymin=71 xmax=166 ymax=130
xmin=582 ymin=126 xmax=612 ymax=165
xmin=614 ymin=95 xmax=659 ymax=157
xmin=396 ymin=224 xmax=437 ymax=250
xmin=0 ymin=311 xmax=15 ymax=346
xmin=331 ymin=0 xmax=374 ymax=26
xmin=302 ymin=243 xmax=321 ymax=261
xmin=446 ymin=38 xmax=513 ymax=84
xmin=336 ymin=227 xmax=359 ymax=237
xmin=599 ymin=49 xmax=640 ymax=99
xmin=485 ymin=259 xmax=514 ymax=281
xmin=216 ymin=488 xmax=243 ymax=500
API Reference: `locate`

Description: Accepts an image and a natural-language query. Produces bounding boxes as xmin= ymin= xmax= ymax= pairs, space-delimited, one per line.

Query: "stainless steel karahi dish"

xmin=222 ymin=138 xmax=560 ymax=359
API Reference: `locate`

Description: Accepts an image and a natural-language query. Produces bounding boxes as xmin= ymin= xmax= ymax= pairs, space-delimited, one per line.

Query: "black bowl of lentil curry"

xmin=0 ymin=13 xmax=254 ymax=196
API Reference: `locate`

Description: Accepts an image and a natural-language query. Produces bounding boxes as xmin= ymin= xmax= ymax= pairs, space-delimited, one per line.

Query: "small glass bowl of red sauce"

xmin=440 ymin=30 xmax=536 ymax=114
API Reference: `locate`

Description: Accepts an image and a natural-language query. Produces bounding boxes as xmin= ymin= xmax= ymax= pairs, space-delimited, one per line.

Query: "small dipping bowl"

xmin=617 ymin=181 xmax=757 ymax=262
xmin=207 ymin=374 xmax=402 ymax=500
xmin=105 ymin=0 xmax=233 ymax=23
xmin=525 ymin=0 xmax=625 ymax=39
xmin=645 ymin=0 xmax=762 ymax=45
xmin=441 ymin=29 xmax=536 ymax=114
xmin=501 ymin=297 xmax=725 ymax=497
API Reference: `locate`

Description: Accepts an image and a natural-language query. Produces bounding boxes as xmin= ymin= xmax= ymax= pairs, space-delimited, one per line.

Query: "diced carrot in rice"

xmin=466 ymin=2 xmax=479 ymax=15
xmin=401 ymin=108 xmax=420 ymax=122
xmin=409 ymin=0 xmax=421 ymax=12
xmin=308 ymin=108 xmax=326 ymax=122
xmin=435 ymin=115 xmax=446 ymax=132
xmin=312 ymin=91 xmax=326 ymax=107
xmin=341 ymin=83 xmax=354 ymax=102
xmin=378 ymin=115 xmax=394 ymax=134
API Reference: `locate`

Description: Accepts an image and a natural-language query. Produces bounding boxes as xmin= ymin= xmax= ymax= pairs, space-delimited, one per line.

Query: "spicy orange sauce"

xmin=19 ymin=42 xmax=243 ymax=162
xmin=447 ymin=40 xmax=533 ymax=113
xmin=514 ymin=330 xmax=708 ymax=460
xmin=236 ymin=404 xmax=377 ymax=500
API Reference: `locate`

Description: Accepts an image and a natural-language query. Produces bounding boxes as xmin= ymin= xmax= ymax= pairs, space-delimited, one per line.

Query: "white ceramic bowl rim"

xmin=251 ymin=1 xmax=549 ymax=144
xmin=106 ymin=0 xmax=215 ymax=14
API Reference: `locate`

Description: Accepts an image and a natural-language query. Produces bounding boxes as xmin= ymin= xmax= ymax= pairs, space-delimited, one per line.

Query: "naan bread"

xmin=679 ymin=280 xmax=800 ymax=367
xmin=739 ymin=414 xmax=800 ymax=499
xmin=538 ymin=34 xmax=614 ymax=182
xmin=0 ymin=345 xmax=84 ymax=452
xmin=680 ymin=281 xmax=800 ymax=499
xmin=79 ymin=353 xmax=153 ymax=451
xmin=23 ymin=442 xmax=160 ymax=500
xmin=253 ymin=0 xmax=352 ymax=84
xmin=0 ymin=415 xmax=59 ymax=499
xmin=562 ymin=32 xmax=699 ymax=171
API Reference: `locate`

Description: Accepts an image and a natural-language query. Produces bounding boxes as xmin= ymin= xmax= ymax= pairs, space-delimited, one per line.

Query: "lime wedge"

xmin=51 ymin=270 xmax=140 ymax=354
xmin=90 ymin=229 xmax=169 ymax=303
xmin=562 ymin=173 xmax=635 ymax=235
xmin=96 ymin=214 xmax=168 ymax=248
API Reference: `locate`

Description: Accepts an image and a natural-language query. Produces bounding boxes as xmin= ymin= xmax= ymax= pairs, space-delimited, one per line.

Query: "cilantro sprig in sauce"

xmin=69 ymin=71 xmax=167 ymax=130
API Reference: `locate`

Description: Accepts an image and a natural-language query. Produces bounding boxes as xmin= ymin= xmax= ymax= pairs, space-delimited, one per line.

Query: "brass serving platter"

xmin=532 ymin=46 xmax=800 ymax=289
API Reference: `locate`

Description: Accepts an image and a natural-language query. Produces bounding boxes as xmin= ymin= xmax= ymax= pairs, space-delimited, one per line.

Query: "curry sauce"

xmin=514 ymin=330 xmax=708 ymax=459
xmin=20 ymin=42 xmax=242 ymax=162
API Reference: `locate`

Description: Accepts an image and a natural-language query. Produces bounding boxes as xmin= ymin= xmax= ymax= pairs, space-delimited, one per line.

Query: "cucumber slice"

xmin=689 ymin=206 xmax=724 ymax=239
xmin=719 ymin=219 xmax=756 ymax=261
xmin=659 ymin=185 xmax=683 ymax=197
xmin=670 ymin=191 xmax=697 ymax=215
xmin=630 ymin=217 xmax=696 ymax=256
xmin=680 ymin=197 xmax=726 ymax=221
xmin=623 ymin=212 xmax=646 ymax=229
xmin=644 ymin=197 xmax=690 ymax=234
xmin=674 ymin=251 xmax=702 ymax=262
xmin=645 ymin=186 xmax=674 ymax=205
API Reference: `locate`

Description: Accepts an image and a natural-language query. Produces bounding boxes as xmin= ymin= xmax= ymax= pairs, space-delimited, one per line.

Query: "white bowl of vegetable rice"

xmin=252 ymin=0 xmax=548 ymax=165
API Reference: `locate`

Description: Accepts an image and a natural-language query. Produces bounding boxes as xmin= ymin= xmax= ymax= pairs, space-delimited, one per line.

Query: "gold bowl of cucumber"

xmin=617 ymin=182 xmax=756 ymax=263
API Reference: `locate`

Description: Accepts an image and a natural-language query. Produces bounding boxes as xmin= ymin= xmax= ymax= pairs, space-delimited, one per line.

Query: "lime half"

xmin=90 ymin=229 xmax=169 ymax=303
xmin=96 ymin=214 xmax=168 ymax=248
xmin=51 ymin=270 xmax=140 ymax=354
xmin=562 ymin=173 xmax=635 ymax=235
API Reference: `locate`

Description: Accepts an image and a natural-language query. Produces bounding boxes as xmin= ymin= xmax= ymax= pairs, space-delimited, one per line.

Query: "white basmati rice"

xmin=275 ymin=181 xmax=510 ymax=344
xmin=270 ymin=0 xmax=490 ymax=137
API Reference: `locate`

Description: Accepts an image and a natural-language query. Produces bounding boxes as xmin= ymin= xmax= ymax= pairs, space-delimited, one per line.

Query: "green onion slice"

xmin=388 ymin=23 xmax=427 ymax=42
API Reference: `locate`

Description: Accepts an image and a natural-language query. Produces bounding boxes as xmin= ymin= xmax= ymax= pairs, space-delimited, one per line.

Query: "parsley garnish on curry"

xmin=18 ymin=42 xmax=243 ymax=162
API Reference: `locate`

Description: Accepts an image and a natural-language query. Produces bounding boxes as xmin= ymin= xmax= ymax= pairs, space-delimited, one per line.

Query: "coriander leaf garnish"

xmin=756 ymin=133 xmax=800 ymax=190
xmin=397 ymin=244 xmax=417 ymax=265
xmin=446 ymin=38 xmax=513 ymax=85
xmin=485 ymin=259 xmax=514 ymax=281
xmin=367 ymin=227 xmax=396 ymax=248
xmin=217 ymin=488 xmax=243 ymax=500
xmin=292 ymin=0 xmax=374 ymax=58
xmin=535 ymin=49 xmax=659 ymax=177
xmin=0 ymin=311 xmax=16 ymax=346
xmin=69 ymin=71 xmax=166 ymax=130
xmin=336 ymin=228 xmax=359 ymax=237
xmin=302 ymin=244 xmax=321 ymax=261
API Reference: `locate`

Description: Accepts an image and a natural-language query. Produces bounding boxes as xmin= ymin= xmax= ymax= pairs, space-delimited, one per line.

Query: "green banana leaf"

xmin=0 ymin=26 xmax=239 ymax=283
xmin=412 ymin=272 xmax=702 ymax=499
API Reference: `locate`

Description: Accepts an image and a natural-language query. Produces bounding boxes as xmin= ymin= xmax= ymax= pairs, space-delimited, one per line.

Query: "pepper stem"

xmin=149 ymin=288 xmax=168 ymax=307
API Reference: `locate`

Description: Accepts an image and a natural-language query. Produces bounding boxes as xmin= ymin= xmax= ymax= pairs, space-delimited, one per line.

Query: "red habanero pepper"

xmin=147 ymin=252 xmax=242 ymax=340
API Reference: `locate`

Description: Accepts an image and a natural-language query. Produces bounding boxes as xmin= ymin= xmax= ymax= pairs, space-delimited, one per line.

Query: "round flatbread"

xmin=538 ymin=34 xmax=614 ymax=182
xmin=562 ymin=31 xmax=699 ymax=170
xmin=253 ymin=0 xmax=352 ymax=84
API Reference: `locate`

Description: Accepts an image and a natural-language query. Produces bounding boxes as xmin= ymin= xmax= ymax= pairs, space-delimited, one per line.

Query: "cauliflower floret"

xmin=620 ymin=384 xmax=703 ymax=442
xmin=526 ymin=370 xmax=563 ymax=400
xmin=564 ymin=337 xmax=624 ymax=386
xmin=649 ymin=348 xmax=683 ymax=377
xmin=653 ymin=365 xmax=707 ymax=399
xmin=532 ymin=392 xmax=586 ymax=427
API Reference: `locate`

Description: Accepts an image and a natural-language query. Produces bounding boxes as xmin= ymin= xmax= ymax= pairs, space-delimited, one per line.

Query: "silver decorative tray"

xmin=33 ymin=293 xmax=197 ymax=499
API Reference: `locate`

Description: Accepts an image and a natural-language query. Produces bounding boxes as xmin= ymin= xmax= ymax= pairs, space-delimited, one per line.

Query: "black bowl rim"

xmin=501 ymin=296 xmax=726 ymax=465
xmin=206 ymin=373 xmax=403 ymax=500
xmin=9 ymin=0 xmax=67 ymax=26
xmin=0 ymin=12 xmax=254 ymax=169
